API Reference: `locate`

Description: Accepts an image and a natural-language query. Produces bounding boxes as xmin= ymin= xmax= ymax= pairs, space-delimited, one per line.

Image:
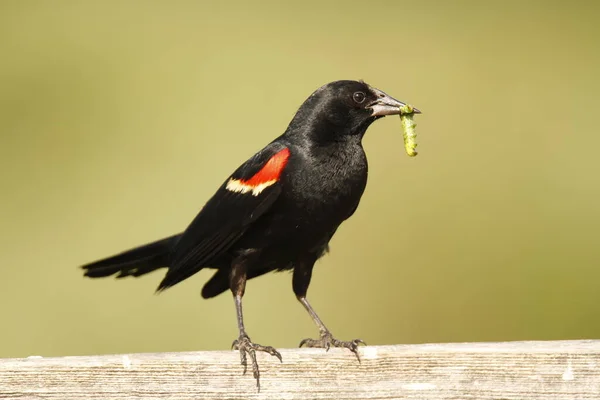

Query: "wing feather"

xmin=157 ymin=143 xmax=290 ymax=290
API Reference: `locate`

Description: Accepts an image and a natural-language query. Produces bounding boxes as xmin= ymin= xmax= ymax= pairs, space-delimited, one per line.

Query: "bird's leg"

xmin=293 ymin=262 xmax=365 ymax=362
xmin=297 ymin=296 xmax=365 ymax=361
xmin=229 ymin=256 xmax=281 ymax=391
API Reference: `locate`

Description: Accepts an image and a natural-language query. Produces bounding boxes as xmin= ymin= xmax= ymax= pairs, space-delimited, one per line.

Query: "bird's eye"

xmin=352 ymin=91 xmax=366 ymax=104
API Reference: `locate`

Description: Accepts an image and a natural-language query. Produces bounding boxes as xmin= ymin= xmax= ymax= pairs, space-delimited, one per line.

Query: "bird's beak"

xmin=368 ymin=87 xmax=421 ymax=117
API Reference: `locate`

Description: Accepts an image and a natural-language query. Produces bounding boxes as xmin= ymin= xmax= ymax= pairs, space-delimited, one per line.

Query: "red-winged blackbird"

xmin=82 ymin=80 xmax=419 ymax=389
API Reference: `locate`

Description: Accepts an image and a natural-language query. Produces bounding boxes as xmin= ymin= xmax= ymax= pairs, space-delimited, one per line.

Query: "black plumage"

xmin=81 ymin=80 xmax=418 ymax=389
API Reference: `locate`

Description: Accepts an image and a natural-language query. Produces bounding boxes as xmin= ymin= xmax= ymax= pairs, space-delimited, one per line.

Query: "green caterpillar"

xmin=399 ymin=104 xmax=418 ymax=157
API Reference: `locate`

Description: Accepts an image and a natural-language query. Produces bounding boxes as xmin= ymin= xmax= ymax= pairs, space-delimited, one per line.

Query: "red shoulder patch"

xmin=246 ymin=148 xmax=290 ymax=186
xmin=226 ymin=148 xmax=290 ymax=196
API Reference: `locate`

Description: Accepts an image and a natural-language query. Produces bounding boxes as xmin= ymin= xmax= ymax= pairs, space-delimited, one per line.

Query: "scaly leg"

xmin=292 ymin=259 xmax=365 ymax=362
xmin=229 ymin=256 xmax=281 ymax=391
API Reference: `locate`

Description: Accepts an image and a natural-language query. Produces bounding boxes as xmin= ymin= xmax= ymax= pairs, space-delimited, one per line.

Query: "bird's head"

xmin=285 ymin=80 xmax=419 ymax=143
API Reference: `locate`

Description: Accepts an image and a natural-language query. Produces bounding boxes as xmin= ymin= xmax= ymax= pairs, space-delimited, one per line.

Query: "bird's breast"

xmin=236 ymin=143 xmax=368 ymax=255
xmin=282 ymin=144 xmax=368 ymax=225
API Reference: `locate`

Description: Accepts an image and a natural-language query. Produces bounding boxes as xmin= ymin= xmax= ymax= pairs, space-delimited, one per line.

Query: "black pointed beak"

xmin=368 ymin=86 xmax=421 ymax=116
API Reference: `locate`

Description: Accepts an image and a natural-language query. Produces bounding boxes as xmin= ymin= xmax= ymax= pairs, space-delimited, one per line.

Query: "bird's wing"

xmin=157 ymin=142 xmax=290 ymax=290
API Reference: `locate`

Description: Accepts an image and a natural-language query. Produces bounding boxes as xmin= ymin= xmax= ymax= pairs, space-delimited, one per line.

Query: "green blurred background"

xmin=1 ymin=0 xmax=599 ymax=359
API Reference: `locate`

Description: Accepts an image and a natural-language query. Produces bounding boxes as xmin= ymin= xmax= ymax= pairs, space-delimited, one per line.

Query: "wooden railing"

xmin=1 ymin=340 xmax=599 ymax=399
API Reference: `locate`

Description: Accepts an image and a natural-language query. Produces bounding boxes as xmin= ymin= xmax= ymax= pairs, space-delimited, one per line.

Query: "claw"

xmin=232 ymin=334 xmax=282 ymax=391
xmin=264 ymin=346 xmax=283 ymax=363
xmin=240 ymin=350 xmax=248 ymax=375
xmin=298 ymin=331 xmax=364 ymax=362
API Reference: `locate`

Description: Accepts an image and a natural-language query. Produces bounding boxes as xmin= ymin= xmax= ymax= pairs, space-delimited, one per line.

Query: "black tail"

xmin=81 ymin=234 xmax=181 ymax=279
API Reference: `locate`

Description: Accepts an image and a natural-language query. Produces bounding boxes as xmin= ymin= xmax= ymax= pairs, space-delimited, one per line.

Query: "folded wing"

xmin=157 ymin=143 xmax=291 ymax=290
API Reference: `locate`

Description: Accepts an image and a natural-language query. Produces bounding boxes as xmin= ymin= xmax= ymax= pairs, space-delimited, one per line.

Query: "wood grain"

xmin=1 ymin=340 xmax=599 ymax=399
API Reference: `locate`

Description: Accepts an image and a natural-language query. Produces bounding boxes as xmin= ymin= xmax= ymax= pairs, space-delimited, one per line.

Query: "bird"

xmin=81 ymin=80 xmax=420 ymax=389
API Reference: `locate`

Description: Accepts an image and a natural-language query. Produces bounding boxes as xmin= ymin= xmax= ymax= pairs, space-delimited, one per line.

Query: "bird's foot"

xmin=299 ymin=331 xmax=366 ymax=362
xmin=232 ymin=333 xmax=282 ymax=391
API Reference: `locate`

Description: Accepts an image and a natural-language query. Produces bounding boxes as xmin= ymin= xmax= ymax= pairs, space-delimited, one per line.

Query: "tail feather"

xmin=81 ymin=234 xmax=181 ymax=279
